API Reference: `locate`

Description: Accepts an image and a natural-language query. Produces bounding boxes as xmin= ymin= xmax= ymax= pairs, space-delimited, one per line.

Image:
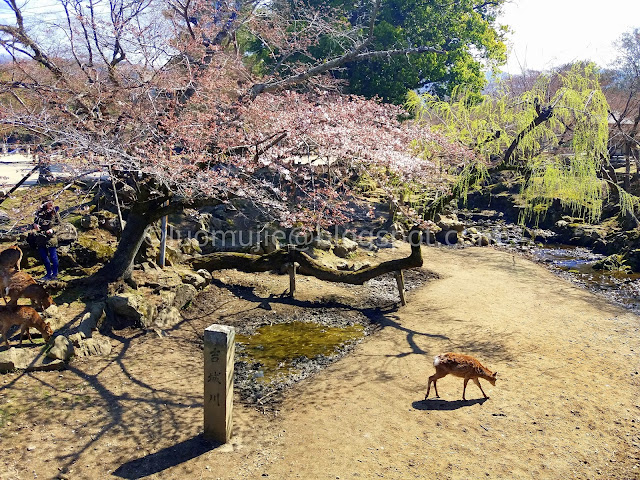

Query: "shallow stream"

xmin=531 ymin=245 xmax=640 ymax=311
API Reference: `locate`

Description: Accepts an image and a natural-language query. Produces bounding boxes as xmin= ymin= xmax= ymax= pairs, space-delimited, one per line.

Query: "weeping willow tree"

xmin=407 ymin=63 xmax=640 ymax=224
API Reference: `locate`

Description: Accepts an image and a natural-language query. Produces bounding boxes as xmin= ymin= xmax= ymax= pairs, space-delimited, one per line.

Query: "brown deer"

xmin=425 ymin=352 xmax=497 ymax=401
xmin=19 ymin=284 xmax=55 ymax=311
xmin=0 ymin=305 xmax=53 ymax=347
xmin=0 ymin=245 xmax=22 ymax=272
xmin=0 ymin=270 xmax=35 ymax=304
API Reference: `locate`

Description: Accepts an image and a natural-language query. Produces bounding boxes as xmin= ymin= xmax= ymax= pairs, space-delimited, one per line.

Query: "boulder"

xmin=172 ymin=283 xmax=198 ymax=309
xmin=80 ymin=215 xmax=99 ymax=230
xmin=261 ymin=234 xmax=281 ymax=253
xmin=180 ymin=271 xmax=207 ymax=289
xmin=436 ymin=229 xmax=458 ymax=245
xmin=73 ymin=334 xmax=112 ymax=357
xmin=106 ymin=292 xmax=157 ymax=328
xmin=47 ymin=335 xmax=74 ymax=361
xmin=0 ymin=347 xmax=65 ymax=372
xmin=334 ymin=237 xmax=358 ymax=258
xmin=311 ymin=237 xmax=332 ymax=251
xmin=436 ymin=213 xmax=465 ymax=233
xmin=180 ymin=237 xmax=202 ymax=255
xmin=196 ymin=269 xmax=213 ymax=283
xmin=153 ymin=307 xmax=182 ymax=330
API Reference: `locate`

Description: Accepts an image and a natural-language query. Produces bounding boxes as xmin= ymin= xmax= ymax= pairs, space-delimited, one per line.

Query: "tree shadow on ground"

xmin=412 ymin=397 xmax=488 ymax=411
xmin=113 ymin=434 xmax=220 ymax=479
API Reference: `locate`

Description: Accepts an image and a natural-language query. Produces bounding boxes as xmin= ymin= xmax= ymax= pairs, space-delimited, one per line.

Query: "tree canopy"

xmin=249 ymin=0 xmax=508 ymax=103
xmin=408 ymin=63 xmax=628 ymax=223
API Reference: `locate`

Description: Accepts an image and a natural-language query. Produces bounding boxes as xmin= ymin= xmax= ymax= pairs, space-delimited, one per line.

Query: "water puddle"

xmin=236 ymin=321 xmax=365 ymax=383
xmin=531 ymin=245 xmax=640 ymax=310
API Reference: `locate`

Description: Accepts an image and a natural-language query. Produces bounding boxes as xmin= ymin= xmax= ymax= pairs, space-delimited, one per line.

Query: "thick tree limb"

xmin=191 ymin=235 xmax=423 ymax=285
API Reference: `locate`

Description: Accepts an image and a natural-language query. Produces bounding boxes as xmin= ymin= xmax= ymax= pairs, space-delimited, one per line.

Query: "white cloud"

xmin=499 ymin=0 xmax=640 ymax=73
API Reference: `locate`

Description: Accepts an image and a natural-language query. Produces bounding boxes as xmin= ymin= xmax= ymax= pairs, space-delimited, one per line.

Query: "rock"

xmin=0 ymin=209 xmax=10 ymax=224
xmin=56 ymin=222 xmax=78 ymax=246
xmin=78 ymin=302 xmax=106 ymax=335
xmin=106 ymin=292 xmax=157 ymax=328
xmin=350 ymin=262 xmax=371 ymax=271
xmin=373 ymin=236 xmax=395 ymax=249
xmin=436 ymin=229 xmax=458 ymax=245
xmin=389 ymin=223 xmax=407 ymax=240
xmin=475 ymin=235 xmax=491 ymax=247
xmin=165 ymin=244 xmax=183 ymax=265
xmin=261 ymin=234 xmax=281 ymax=254
xmin=47 ymin=335 xmax=74 ymax=361
xmin=72 ymin=237 xmax=116 ymax=265
xmin=180 ymin=237 xmax=202 ymax=255
xmin=153 ymin=307 xmax=182 ymax=330
xmin=80 ymin=215 xmax=99 ymax=230
xmin=180 ymin=271 xmax=207 ymax=289
xmin=467 ymin=227 xmax=478 ymax=235
xmin=311 ymin=237 xmax=332 ymax=251
xmin=0 ymin=347 xmax=65 ymax=372
xmin=131 ymin=268 xmax=182 ymax=289
xmin=336 ymin=261 xmax=349 ymax=271
xmin=334 ymin=238 xmax=358 ymax=258
xmin=196 ymin=269 xmax=212 ymax=283
xmin=74 ymin=334 xmax=112 ymax=357
xmin=436 ymin=213 xmax=465 ymax=233
xmin=172 ymin=283 xmax=198 ymax=309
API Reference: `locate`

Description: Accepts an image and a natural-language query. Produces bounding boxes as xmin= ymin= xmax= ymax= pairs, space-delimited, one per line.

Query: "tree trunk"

xmin=95 ymin=208 xmax=150 ymax=282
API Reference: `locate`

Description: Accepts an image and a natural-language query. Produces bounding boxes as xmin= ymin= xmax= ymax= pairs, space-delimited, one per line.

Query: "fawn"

xmin=425 ymin=352 xmax=497 ymax=401
xmin=0 ymin=305 xmax=53 ymax=347
xmin=0 ymin=246 xmax=22 ymax=272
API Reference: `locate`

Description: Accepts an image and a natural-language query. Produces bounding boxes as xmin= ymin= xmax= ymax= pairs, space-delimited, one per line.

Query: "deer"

xmin=0 ymin=245 xmax=22 ymax=272
xmin=425 ymin=352 xmax=497 ymax=401
xmin=0 ymin=305 xmax=53 ymax=347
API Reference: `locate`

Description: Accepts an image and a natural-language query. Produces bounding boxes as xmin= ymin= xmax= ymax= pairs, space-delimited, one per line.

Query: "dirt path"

xmin=247 ymin=247 xmax=640 ymax=480
xmin=2 ymin=247 xmax=640 ymax=479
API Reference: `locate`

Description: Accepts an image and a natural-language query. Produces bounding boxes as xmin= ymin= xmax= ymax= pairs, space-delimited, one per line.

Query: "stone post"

xmin=204 ymin=324 xmax=235 ymax=443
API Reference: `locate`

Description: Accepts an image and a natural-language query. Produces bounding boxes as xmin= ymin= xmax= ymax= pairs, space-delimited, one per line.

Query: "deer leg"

xmin=426 ymin=371 xmax=446 ymax=399
xmin=463 ymin=377 xmax=471 ymax=400
xmin=473 ymin=377 xmax=489 ymax=399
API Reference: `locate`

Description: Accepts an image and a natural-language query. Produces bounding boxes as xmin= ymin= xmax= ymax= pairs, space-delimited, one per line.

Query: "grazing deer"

xmin=19 ymin=284 xmax=55 ymax=311
xmin=0 ymin=305 xmax=53 ymax=347
xmin=425 ymin=352 xmax=497 ymax=400
xmin=0 ymin=270 xmax=36 ymax=305
xmin=0 ymin=246 xmax=23 ymax=272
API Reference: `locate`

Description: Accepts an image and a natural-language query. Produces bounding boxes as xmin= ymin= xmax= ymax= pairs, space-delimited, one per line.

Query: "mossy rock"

xmin=593 ymin=253 xmax=631 ymax=273
xmin=72 ymin=236 xmax=116 ymax=266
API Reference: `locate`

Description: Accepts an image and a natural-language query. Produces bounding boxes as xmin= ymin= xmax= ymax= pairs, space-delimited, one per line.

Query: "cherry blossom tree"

xmin=0 ymin=0 xmax=471 ymax=281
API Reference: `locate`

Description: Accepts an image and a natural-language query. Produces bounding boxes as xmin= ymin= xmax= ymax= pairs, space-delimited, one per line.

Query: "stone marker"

xmin=204 ymin=324 xmax=235 ymax=443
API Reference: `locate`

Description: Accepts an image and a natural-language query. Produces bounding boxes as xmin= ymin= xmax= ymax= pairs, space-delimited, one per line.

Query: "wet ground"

xmin=530 ymin=244 xmax=640 ymax=312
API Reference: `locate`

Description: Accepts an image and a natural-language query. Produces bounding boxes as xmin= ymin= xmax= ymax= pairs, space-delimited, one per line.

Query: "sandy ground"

xmin=1 ymin=246 xmax=639 ymax=480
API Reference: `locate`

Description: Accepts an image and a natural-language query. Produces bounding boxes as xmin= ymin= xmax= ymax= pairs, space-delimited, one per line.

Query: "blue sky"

xmin=499 ymin=0 xmax=640 ymax=73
